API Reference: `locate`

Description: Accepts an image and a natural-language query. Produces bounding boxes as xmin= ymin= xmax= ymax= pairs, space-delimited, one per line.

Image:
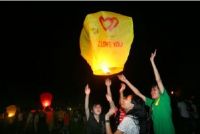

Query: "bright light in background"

xmin=43 ymin=101 xmax=50 ymax=108
xmin=40 ymin=92 xmax=53 ymax=109
xmin=6 ymin=105 xmax=17 ymax=118
xmin=8 ymin=113 xmax=15 ymax=118
xmin=171 ymin=91 xmax=174 ymax=95
xmin=67 ymin=107 xmax=72 ymax=111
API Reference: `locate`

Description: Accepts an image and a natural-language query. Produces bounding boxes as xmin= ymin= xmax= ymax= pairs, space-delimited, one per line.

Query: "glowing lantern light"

xmin=101 ymin=63 xmax=110 ymax=74
xmin=40 ymin=92 xmax=53 ymax=109
xmin=80 ymin=11 xmax=134 ymax=75
xmin=6 ymin=105 xmax=17 ymax=118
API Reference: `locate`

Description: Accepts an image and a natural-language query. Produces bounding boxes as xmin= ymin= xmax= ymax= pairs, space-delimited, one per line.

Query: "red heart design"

xmin=99 ymin=16 xmax=119 ymax=31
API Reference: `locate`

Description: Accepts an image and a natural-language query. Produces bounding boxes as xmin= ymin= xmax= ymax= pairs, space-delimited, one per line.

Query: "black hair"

xmin=90 ymin=102 xmax=102 ymax=111
xmin=151 ymin=84 xmax=158 ymax=89
xmin=126 ymin=98 xmax=148 ymax=134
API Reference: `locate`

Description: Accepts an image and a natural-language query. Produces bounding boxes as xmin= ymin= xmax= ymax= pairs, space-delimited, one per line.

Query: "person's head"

xmin=127 ymin=98 xmax=147 ymax=134
xmin=151 ymin=85 xmax=160 ymax=99
xmin=120 ymin=94 xmax=134 ymax=113
xmin=91 ymin=103 xmax=102 ymax=116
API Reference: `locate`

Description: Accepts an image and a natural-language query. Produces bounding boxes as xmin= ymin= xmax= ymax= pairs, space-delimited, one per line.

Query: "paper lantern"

xmin=80 ymin=11 xmax=134 ymax=75
xmin=40 ymin=92 xmax=53 ymax=108
xmin=6 ymin=105 xmax=17 ymax=118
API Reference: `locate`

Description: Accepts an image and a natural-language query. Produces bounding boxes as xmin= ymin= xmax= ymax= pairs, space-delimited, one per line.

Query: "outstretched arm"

xmin=105 ymin=78 xmax=112 ymax=98
xmin=118 ymin=74 xmax=146 ymax=102
xmin=105 ymin=78 xmax=116 ymax=109
xmin=150 ymin=49 xmax=164 ymax=93
xmin=84 ymin=84 xmax=90 ymax=120
xmin=119 ymin=83 xmax=126 ymax=105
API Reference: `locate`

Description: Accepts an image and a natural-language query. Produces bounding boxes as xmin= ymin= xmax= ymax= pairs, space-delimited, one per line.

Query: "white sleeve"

xmin=118 ymin=116 xmax=139 ymax=134
xmin=118 ymin=117 xmax=128 ymax=133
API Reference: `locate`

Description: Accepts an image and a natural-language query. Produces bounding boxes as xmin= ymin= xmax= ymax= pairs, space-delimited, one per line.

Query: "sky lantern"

xmin=40 ymin=92 xmax=53 ymax=109
xmin=80 ymin=11 xmax=134 ymax=75
xmin=6 ymin=105 xmax=17 ymax=118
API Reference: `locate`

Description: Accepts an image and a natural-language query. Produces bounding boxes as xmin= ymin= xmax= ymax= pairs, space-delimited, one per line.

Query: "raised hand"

xmin=150 ymin=49 xmax=165 ymax=93
xmin=105 ymin=107 xmax=116 ymax=118
xmin=84 ymin=84 xmax=90 ymax=95
xmin=119 ymin=83 xmax=126 ymax=93
xmin=150 ymin=49 xmax=157 ymax=62
xmin=105 ymin=78 xmax=111 ymax=87
xmin=118 ymin=74 xmax=127 ymax=82
xmin=106 ymin=94 xmax=113 ymax=102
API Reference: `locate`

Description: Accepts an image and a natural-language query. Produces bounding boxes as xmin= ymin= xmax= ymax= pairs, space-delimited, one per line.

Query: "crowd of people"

xmin=0 ymin=50 xmax=199 ymax=134
xmin=83 ymin=50 xmax=199 ymax=134
xmin=0 ymin=105 xmax=86 ymax=134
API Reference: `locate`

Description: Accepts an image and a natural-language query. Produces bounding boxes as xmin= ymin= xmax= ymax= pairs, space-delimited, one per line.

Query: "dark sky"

xmin=0 ymin=2 xmax=199 ymax=110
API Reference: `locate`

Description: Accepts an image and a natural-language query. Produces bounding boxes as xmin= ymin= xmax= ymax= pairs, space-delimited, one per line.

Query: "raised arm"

xmin=118 ymin=74 xmax=146 ymax=102
xmin=150 ymin=49 xmax=164 ymax=93
xmin=105 ymin=78 xmax=112 ymax=98
xmin=105 ymin=78 xmax=116 ymax=109
xmin=119 ymin=83 xmax=126 ymax=105
xmin=105 ymin=108 xmax=123 ymax=134
xmin=84 ymin=84 xmax=90 ymax=120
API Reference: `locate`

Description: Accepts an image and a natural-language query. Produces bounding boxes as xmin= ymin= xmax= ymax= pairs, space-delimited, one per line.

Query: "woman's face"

xmin=121 ymin=95 xmax=133 ymax=112
xmin=151 ymin=86 xmax=160 ymax=99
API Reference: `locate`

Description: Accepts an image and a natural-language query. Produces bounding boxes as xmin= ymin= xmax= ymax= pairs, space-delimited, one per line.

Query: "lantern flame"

xmin=6 ymin=105 xmax=17 ymax=118
xmin=43 ymin=101 xmax=50 ymax=107
xmin=8 ymin=113 xmax=15 ymax=118
xmin=40 ymin=92 xmax=53 ymax=109
xmin=101 ymin=63 xmax=110 ymax=74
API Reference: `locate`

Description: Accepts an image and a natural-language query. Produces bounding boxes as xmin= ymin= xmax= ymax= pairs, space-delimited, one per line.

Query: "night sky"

xmin=0 ymin=2 xmax=199 ymax=110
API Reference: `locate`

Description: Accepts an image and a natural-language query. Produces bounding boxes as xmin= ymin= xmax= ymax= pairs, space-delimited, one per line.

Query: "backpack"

xmin=127 ymin=102 xmax=148 ymax=134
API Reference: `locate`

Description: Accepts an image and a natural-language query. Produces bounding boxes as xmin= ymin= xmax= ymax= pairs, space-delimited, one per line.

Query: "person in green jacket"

xmin=118 ymin=49 xmax=175 ymax=134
